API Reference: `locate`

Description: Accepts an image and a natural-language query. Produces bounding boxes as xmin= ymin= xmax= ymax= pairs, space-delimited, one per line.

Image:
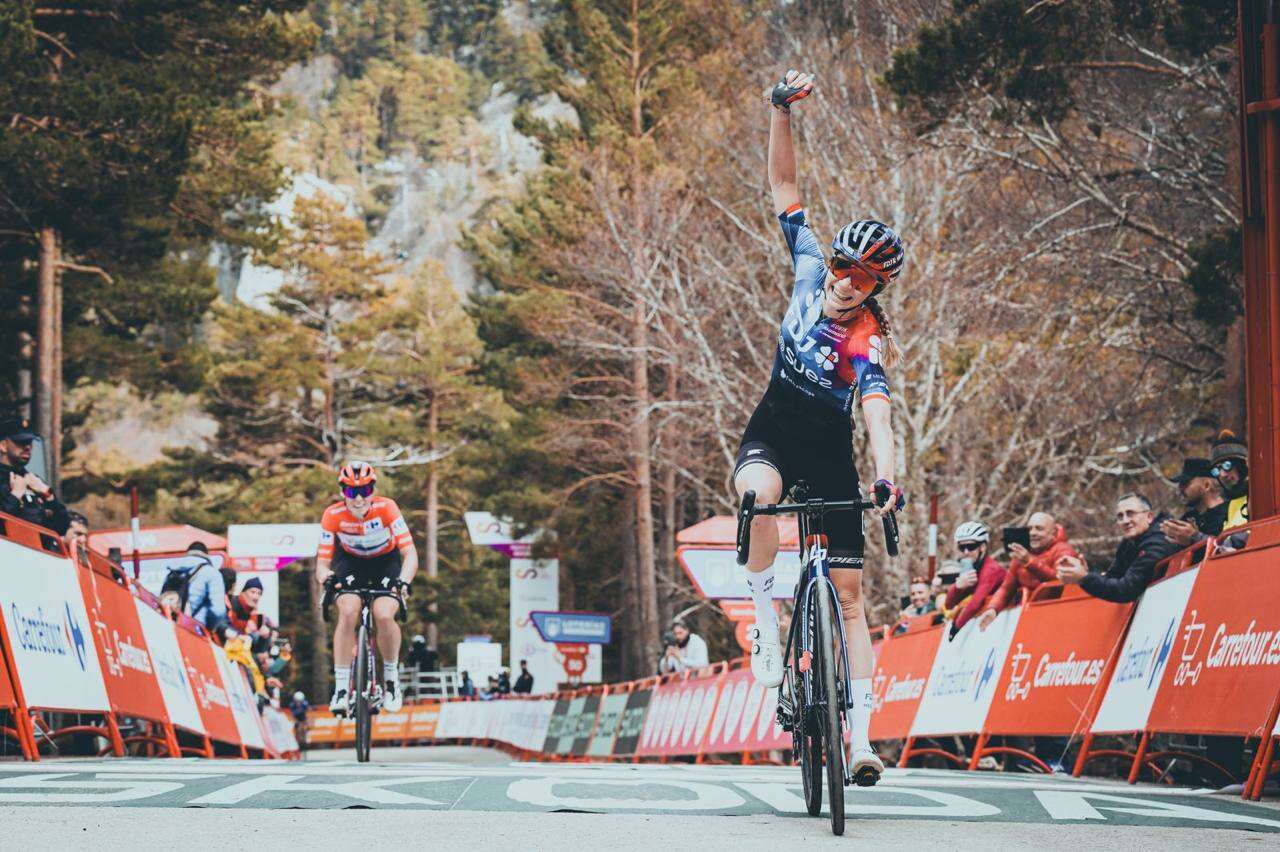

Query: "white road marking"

xmin=0 ymin=773 xmax=185 ymax=803
xmin=506 ymin=777 xmax=746 ymax=811
xmin=737 ymin=782 xmax=1001 ymax=817
xmin=187 ymin=773 xmax=464 ymax=806
xmin=1035 ymin=791 xmax=1280 ymax=830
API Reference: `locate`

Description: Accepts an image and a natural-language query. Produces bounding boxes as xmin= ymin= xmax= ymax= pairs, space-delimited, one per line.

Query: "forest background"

xmin=0 ymin=0 xmax=1243 ymax=696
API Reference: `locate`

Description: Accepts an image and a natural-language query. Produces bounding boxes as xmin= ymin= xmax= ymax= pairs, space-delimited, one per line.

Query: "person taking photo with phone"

xmin=943 ymin=522 xmax=1006 ymax=636
xmin=978 ymin=512 xmax=1078 ymax=630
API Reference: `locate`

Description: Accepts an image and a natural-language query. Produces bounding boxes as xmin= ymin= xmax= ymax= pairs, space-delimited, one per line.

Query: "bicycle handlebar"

xmin=736 ymin=488 xmax=900 ymax=566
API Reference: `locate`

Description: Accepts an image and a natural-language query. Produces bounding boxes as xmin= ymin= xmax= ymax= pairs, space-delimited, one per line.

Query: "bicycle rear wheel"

xmin=788 ymin=639 xmax=822 ymax=816
xmin=354 ymin=619 xmax=372 ymax=763
xmin=816 ymin=581 xmax=846 ymax=836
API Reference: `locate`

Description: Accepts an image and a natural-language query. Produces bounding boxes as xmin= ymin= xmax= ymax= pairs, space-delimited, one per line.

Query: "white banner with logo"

xmin=212 ymin=645 xmax=266 ymax=750
xmin=510 ymin=559 xmax=561 ymax=692
xmin=910 ymin=608 xmax=1021 ymax=736
xmin=134 ymin=600 xmax=205 ymax=734
xmin=227 ymin=523 xmax=322 ymax=560
xmin=0 ymin=539 xmax=109 ymax=711
xmin=677 ymin=547 xmax=803 ymax=600
xmin=1091 ymin=567 xmax=1198 ymax=733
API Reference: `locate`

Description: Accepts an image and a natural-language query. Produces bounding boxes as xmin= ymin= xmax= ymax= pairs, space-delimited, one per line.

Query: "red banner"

xmin=175 ymin=624 xmax=240 ymax=746
xmin=702 ymin=666 xmax=789 ymax=754
xmin=637 ymin=674 xmax=724 ymax=757
xmin=1148 ymin=545 xmax=1280 ymax=735
xmin=406 ymin=702 xmax=441 ymax=739
xmin=984 ymin=591 xmax=1131 ymax=736
xmin=76 ymin=567 xmax=170 ymax=723
xmin=870 ymin=623 xmax=942 ymax=741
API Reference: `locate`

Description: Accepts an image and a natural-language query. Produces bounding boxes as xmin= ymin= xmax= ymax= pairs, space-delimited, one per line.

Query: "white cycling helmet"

xmin=293 ymin=691 xmax=305 ymax=702
xmin=953 ymin=521 xmax=990 ymax=544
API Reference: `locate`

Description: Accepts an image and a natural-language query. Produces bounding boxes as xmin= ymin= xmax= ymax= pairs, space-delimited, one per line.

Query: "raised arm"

xmin=766 ymin=70 xmax=813 ymax=214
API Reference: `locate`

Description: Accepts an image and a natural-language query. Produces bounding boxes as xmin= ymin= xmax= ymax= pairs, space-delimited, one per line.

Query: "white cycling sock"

xmin=333 ymin=665 xmax=351 ymax=693
xmin=850 ymin=677 xmax=873 ymax=751
xmin=383 ymin=662 xmax=399 ymax=685
xmin=746 ymin=565 xmax=778 ymax=632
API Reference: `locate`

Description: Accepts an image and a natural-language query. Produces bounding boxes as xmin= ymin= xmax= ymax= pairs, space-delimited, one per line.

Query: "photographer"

xmin=943 ymin=522 xmax=1006 ymax=637
xmin=658 ymin=630 xmax=684 ymax=674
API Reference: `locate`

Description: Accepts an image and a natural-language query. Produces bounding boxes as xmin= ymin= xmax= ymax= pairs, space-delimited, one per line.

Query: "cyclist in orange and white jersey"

xmin=316 ymin=462 xmax=418 ymax=714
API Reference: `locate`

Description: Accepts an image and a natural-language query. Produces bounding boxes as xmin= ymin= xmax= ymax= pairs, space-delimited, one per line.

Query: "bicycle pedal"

xmin=852 ymin=766 xmax=881 ymax=788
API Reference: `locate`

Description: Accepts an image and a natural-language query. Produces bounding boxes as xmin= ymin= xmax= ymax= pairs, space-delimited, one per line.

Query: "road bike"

xmin=736 ymin=481 xmax=899 ymax=835
xmin=323 ymin=579 xmax=406 ymax=763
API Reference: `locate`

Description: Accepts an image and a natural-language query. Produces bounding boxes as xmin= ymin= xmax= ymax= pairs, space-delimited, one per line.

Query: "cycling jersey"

xmin=318 ymin=496 xmax=411 ymax=559
xmin=770 ymin=204 xmax=891 ymax=419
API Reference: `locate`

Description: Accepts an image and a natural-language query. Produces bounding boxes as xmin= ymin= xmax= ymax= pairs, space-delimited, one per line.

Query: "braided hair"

xmin=863 ymin=297 xmax=903 ymax=369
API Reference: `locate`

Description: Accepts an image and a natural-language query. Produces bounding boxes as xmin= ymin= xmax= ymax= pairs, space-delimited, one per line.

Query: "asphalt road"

xmin=1 ymin=747 xmax=1278 ymax=849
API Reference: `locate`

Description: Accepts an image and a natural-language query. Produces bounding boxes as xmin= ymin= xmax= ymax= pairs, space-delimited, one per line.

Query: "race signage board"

xmin=134 ymin=600 xmax=205 ymax=734
xmin=612 ymin=689 xmax=652 ymax=756
xmin=212 ymin=645 xmax=266 ymax=750
xmin=510 ymin=559 xmax=564 ymax=690
xmin=586 ymin=692 xmax=629 ymax=756
xmin=1148 ymin=552 xmax=1280 ymax=735
xmin=677 ymin=546 xmax=802 ymax=600
xmin=226 ymin=523 xmax=322 ymax=562
xmin=406 ymin=702 xmax=441 ymax=740
xmin=569 ymin=694 xmax=601 ymax=756
xmin=174 ymin=623 xmax=240 ymax=745
xmin=530 ymin=611 xmax=612 ymax=644
xmin=0 ymin=539 xmax=110 ymax=712
xmin=1091 ymin=568 xmax=1197 ymax=733
xmin=985 ymin=592 xmax=1132 ymax=736
xmin=77 ymin=567 xmax=167 ymax=721
xmin=910 ymin=607 xmax=1021 ymax=737
xmin=870 ymin=623 xmax=943 ymax=741
xmin=701 ymin=667 xmax=787 ymax=755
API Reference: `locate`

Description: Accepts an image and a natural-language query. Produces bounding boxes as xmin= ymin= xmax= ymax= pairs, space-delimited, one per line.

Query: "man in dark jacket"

xmin=1057 ymin=493 xmax=1180 ymax=602
xmin=0 ymin=417 xmax=70 ymax=535
xmin=512 ymin=659 xmax=534 ymax=694
xmin=1160 ymin=458 xmax=1227 ymax=548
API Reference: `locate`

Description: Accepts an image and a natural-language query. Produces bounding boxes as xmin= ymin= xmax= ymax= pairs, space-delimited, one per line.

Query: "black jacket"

xmin=1080 ymin=513 xmax=1182 ymax=603
xmin=0 ymin=462 xmax=70 ymax=535
xmin=513 ymin=671 xmax=534 ymax=694
xmin=1182 ymin=502 xmax=1228 ymax=537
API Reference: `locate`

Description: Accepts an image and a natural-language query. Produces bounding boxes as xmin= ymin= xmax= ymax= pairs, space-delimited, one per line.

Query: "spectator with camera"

xmin=1057 ymin=493 xmax=1179 ymax=602
xmin=0 ymin=416 xmax=70 ymax=535
xmin=979 ymin=513 xmax=1079 ymax=629
xmin=943 ymin=521 xmax=1006 ymax=637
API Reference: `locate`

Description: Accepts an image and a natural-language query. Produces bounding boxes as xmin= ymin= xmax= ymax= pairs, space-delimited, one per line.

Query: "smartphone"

xmin=899 ymin=595 xmax=911 ymax=610
xmin=1003 ymin=526 xmax=1031 ymax=550
xmin=937 ymin=571 xmax=959 ymax=586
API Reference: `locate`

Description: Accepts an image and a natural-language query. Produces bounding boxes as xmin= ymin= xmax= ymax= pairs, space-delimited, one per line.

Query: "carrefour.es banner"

xmin=0 ymin=538 xmax=110 ymax=712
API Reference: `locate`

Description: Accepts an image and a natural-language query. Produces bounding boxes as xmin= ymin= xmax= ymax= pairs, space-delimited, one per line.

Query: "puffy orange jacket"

xmin=984 ymin=524 xmax=1079 ymax=613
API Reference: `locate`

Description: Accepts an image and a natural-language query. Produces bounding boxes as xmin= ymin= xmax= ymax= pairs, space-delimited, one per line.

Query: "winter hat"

xmin=1211 ymin=429 xmax=1248 ymax=467
xmin=241 ymin=577 xmax=264 ymax=593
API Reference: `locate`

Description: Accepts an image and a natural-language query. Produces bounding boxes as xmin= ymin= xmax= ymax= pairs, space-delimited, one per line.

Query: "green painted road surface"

xmin=1 ymin=748 xmax=1278 ymax=849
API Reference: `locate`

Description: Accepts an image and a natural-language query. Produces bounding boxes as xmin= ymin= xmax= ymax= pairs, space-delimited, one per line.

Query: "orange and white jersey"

xmin=318 ymin=496 xmax=412 ymax=559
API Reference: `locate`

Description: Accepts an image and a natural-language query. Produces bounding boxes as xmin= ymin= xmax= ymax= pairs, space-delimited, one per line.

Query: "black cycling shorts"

xmin=331 ymin=548 xmax=403 ymax=595
xmin=733 ymin=384 xmax=865 ymax=568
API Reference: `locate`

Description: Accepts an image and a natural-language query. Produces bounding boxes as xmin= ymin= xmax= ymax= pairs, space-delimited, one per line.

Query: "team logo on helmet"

xmin=338 ymin=462 xmax=377 ymax=487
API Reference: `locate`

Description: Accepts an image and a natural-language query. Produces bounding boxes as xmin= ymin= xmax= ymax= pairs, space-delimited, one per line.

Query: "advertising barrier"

xmin=870 ymin=621 xmax=942 ymax=742
xmin=612 ymin=688 xmax=652 ymax=756
xmin=174 ymin=622 xmax=241 ymax=747
xmin=135 ymin=599 xmax=206 ymax=735
xmin=586 ymin=691 xmax=629 ymax=757
xmin=703 ymin=667 xmax=788 ymax=755
xmin=910 ymin=608 xmax=1020 ymax=737
xmin=77 ymin=564 xmax=169 ymax=723
xmin=0 ymin=538 xmax=111 ymax=713
xmin=212 ymin=645 xmax=267 ymax=751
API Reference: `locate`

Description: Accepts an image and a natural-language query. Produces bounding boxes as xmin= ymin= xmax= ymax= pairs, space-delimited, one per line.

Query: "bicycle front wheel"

xmin=355 ymin=620 xmax=372 ymax=763
xmin=788 ymin=645 xmax=822 ymax=816
xmin=816 ymin=581 xmax=846 ymax=836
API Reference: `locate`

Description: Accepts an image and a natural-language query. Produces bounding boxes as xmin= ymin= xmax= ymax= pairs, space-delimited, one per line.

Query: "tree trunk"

xmin=620 ymin=506 xmax=642 ymax=679
xmin=424 ymin=400 xmax=440 ymax=650
xmin=657 ymin=366 xmax=678 ymax=628
xmin=35 ymin=227 xmax=59 ymax=484
xmin=308 ymin=559 xmax=329 ymax=703
xmin=630 ymin=297 xmax=659 ymax=672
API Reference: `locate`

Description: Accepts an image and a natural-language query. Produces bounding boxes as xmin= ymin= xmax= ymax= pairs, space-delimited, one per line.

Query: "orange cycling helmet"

xmin=337 ymin=462 xmax=377 ymax=488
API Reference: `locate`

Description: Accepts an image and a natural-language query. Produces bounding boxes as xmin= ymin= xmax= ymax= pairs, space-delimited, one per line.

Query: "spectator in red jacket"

xmin=979 ymin=512 xmax=1079 ymax=629
xmin=944 ymin=521 xmax=1007 ymax=637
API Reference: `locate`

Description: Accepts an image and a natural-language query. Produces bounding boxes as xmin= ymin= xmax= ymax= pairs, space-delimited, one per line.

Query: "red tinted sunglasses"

xmin=828 ymin=254 xmax=881 ymax=292
xmin=342 ymin=484 xmax=375 ymax=499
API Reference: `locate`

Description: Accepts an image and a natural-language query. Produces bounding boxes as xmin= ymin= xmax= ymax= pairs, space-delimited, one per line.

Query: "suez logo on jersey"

xmin=9 ymin=601 xmax=89 ymax=671
xmin=778 ymin=291 xmax=884 ymax=389
xmin=1001 ymin=642 xmax=1107 ymax=702
xmin=1172 ymin=609 xmax=1280 ymax=687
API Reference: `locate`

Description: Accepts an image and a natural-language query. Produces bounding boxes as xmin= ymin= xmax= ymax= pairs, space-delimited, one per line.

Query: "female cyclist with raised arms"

xmin=735 ymin=69 xmax=906 ymax=784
